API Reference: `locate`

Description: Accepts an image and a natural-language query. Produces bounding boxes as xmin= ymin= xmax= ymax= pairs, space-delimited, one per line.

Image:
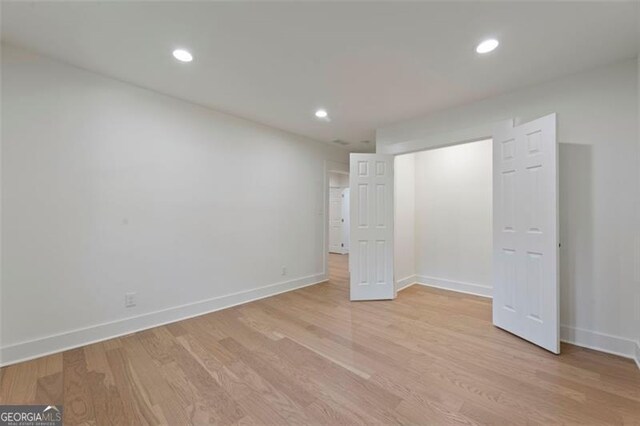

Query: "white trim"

xmin=410 ymin=281 xmax=640 ymax=367
xmin=329 ymin=249 xmax=348 ymax=255
xmin=415 ymin=275 xmax=492 ymax=298
xmin=560 ymin=325 xmax=639 ymax=362
xmin=0 ymin=273 xmax=327 ymax=367
xmin=376 ymin=121 xmax=504 ymax=155
xmin=402 ymin=279 xmax=640 ymax=369
xmin=396 ymin=275 xmax=417 ymax=292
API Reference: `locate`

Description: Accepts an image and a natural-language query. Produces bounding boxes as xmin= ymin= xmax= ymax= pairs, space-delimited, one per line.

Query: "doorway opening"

xmin=394 ymin=139 xmax=493 ymax=299
xmin=328 ymin=171 xmax=349 ymax=284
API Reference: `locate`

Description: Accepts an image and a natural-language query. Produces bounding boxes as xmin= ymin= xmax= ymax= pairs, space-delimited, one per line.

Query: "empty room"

xmin=1 ymin=1 xmax=640 ymax=425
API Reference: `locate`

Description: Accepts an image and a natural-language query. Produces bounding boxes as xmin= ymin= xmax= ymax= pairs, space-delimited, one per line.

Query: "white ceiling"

xmin=2 ymin=2 xmax=638 ymax=151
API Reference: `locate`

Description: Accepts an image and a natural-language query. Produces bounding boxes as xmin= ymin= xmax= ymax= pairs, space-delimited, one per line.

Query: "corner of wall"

xmin=415 ymin=276 xmax=492 ymax=298
xmin=396 ymin=275 xmax=417 ymax=292
xmin=560 ymin=325 xmax=640 ymax=363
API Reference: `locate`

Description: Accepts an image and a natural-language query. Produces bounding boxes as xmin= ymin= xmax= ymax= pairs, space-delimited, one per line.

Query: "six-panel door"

xmin=349 ymin=154 xmax=395 ymax=301
xmin=492 ymin=114 xmax=559 ymax=354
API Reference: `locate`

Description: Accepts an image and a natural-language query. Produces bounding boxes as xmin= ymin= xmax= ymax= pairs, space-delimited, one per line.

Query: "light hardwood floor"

xmin=2 ymin=253 xmax=640 ymax=424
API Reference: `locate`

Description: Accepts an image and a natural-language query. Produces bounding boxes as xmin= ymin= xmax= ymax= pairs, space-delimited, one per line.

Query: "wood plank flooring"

xmin=2 ymin=253 xmax=640 ymax=424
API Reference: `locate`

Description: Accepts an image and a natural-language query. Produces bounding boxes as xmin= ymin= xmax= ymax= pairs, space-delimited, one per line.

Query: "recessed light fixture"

xmin=315 ymin=109 xmax=329 ymax=119
xmin=172 ymin=49 xmax=193 ymax=62
xmin=476 ymin=39 xmax=499 ymax=54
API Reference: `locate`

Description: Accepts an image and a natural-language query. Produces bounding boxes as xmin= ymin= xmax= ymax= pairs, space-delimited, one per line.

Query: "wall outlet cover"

xmin=125 ymin=292 xmax=137 ymax=308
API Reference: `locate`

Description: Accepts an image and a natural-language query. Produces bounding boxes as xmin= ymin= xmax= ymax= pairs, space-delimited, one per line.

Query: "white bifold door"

xmin=349 ymin=154 xmax=395 ymax=301
xmin=492 ymin=113 xmax=559 ymax=354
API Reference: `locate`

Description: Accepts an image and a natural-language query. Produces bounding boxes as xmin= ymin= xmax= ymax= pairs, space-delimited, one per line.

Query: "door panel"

xmin=350 ymin=154 xmax=394 ymax=301
xmin=492 ymin=113 xmax=559 ymax=353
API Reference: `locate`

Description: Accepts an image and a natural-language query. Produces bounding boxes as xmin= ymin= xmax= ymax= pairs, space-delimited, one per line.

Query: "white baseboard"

xmin=560 ymin=325 xmax=639 ymax=363
xmin=415 ymin=275 xmax=492 ymax=298
xmin=409 ymin=280 xmax=640 ymax=369
xmin=5 ymin=273 xmax=638 ymax=372
xmin=396 ymin=275 xmax=417 ymax=292
xmin=329 ymin=250 xmax=348 ymax=255
xmin=0 ymin=273 xmax=327 ymax=367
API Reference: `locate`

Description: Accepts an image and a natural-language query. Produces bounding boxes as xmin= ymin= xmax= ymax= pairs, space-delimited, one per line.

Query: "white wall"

xmin=379 ymin=59 xmax=640 ymax=359
xmin=0 ymin=45 xmax=349 ymax=365
xmin=636 ymin=54 xmax=640 ymax=367
xmin=328 ymin=171 xmax=349 ymax=189
xmin=414 ymin=140 xmax=492 ymax=296
xmin=394 ymin=153 xmax=415 ymax=290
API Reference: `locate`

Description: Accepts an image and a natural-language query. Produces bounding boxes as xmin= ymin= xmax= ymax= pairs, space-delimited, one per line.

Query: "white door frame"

xmin=376 ymin=121 xmax=499 ymax=156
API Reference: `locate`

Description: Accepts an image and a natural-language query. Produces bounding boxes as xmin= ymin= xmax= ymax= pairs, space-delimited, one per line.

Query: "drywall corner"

xmin=396 ymin=275 xmax=417 ymax=292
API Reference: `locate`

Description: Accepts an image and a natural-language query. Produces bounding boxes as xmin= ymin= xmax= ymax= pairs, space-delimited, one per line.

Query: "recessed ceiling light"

xmin=315 ymin=109 xmax=328 ymax=119
xmin=172 ymin=49 xmax=193 ymax=62
xmin=476 ymin=39 xmax=499 ymax=54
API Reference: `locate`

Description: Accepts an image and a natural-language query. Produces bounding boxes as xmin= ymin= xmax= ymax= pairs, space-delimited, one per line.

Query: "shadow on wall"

xmin=559 ymin=142 xmax=593 ymax=331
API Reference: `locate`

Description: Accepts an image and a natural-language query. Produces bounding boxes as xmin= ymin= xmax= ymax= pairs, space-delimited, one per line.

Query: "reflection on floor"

xmin=328 ymin=252 xmax=349 ymax=284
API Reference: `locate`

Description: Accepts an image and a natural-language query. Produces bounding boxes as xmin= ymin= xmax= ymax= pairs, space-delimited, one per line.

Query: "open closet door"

xmin=493 ymin=113 xmax=559 ymax=354
xmin=349 ymin=154 xmax=395 ymax=301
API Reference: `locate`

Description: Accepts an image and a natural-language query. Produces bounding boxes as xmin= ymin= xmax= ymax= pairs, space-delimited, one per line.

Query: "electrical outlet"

xmin=125 ymin=292 xmax=137 ymax=308
xmin=281 ymin=266 xmax=287 ymax=276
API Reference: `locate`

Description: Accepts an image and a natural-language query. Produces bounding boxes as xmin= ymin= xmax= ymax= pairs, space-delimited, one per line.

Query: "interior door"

xmin=350 ymin=154 xmax=395 ymax=301
xmin=341 ymin=188 xmax=350 ymax=253
xmin=329 ymin=187 xmax=344 ymax=253
xmin=492 ymin=113 xmax=559 ymax=353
